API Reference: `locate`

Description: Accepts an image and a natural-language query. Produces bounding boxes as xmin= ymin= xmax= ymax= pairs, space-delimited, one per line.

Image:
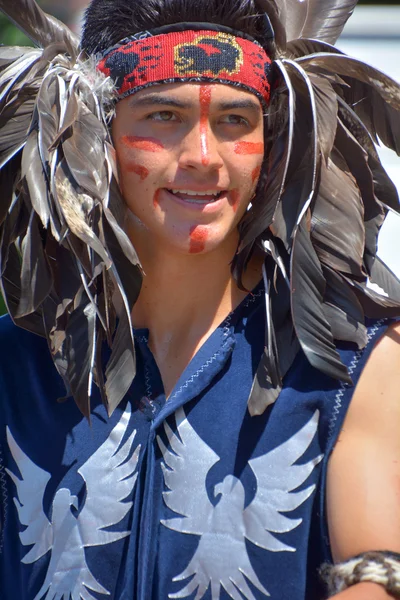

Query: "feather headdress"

xmin=237 ymin=0 xmax=400 ymax=414
xmin=0 ymin=0 xmax=142 ymax=417
xmin=1 ymin=0 xmax=400 ymax=418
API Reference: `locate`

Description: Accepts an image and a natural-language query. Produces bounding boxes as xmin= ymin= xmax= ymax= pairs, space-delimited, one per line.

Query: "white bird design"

xmin=6 ymin=404 xmax=141 ymax=600
xmin=157 ymin=408 xmax=323 ymax=600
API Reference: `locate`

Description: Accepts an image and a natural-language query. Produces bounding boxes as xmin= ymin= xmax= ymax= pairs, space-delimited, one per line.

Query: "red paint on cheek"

xmin=121 ymin=135 xmax=165 ymax=152
xmin=153 ymin=189 xmax=161 ymax=208
xmin=127 ymin=163 xmax=149 ymax=180
xmin=199 ymin=86 xmax=212 ymax=167
xmin=234 ymin=141 xmax=264 ymax=155
xmin=252 ymin=165 xmax=262 ymax=184
xmin=189 ymin=225 xmax=208 ymax=253
xmin=229 ymin=189 xmax=240 ymax=213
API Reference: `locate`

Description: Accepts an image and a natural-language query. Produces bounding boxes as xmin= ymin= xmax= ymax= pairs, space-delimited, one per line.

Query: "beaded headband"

xmin=96 ymin=24 xmax=273 ymax=106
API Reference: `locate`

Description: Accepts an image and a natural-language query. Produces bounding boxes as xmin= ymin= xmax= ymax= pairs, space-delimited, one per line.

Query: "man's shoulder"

xmin=347 ymin=319 xmax=400 ymax=423
xmin=0 ymin=313 xmax=55 ymax=389
xmin=0 ymin=312 xmax=15 ymax=334
xmin=326 ymin=320 xmax=400 ymax=565
xmin=0 ymin=314 xmax=67 ymax=422
xmin=0 ymin=313 xmax=47 ymax=355
xmin=0 ymin=312 xmax=21 ymax=337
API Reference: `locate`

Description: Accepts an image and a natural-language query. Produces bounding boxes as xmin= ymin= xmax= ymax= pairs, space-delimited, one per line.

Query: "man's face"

xmin=112 ymin=82 xmax=264 ymax=255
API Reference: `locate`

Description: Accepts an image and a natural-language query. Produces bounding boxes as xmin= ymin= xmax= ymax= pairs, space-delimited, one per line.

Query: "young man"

xmin=0 ymin=0 xmax=400 ymax=599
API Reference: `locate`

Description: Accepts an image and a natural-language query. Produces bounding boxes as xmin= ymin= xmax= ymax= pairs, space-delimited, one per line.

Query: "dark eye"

xmin=220 ymin=114 xmax=249 ymax=126
xmin=148 ymin=111 xmax=178 ymax=122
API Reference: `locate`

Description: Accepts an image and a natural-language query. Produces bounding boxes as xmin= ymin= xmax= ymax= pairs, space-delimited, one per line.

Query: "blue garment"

xmin=0 ymin=292 xmax=388 ymax=600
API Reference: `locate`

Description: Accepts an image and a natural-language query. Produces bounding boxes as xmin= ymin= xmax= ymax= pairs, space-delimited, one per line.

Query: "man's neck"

xmin=131 ymin=234 xmax=262 ymax=396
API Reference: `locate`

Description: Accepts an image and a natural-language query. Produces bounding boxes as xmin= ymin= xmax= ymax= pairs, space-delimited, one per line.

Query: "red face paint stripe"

xmin=229 ymin=189 xmax=240 ymax=213
xmin=121 ymin=136 xmax=164 ymax=152
xmin=252 ymin=165 xmax=262 ymax=184
xmin=199 ymin=86 xmax=212 ymax=167
xmin=127 ymin=163 xmax=149 ymax=180
xmin=153 ymin=189 xmax=161 ymax=207
xmin=234 ymin=141 xmax=264 ymax=155
xmin=189 ymin=225 xmax=208 ymax=254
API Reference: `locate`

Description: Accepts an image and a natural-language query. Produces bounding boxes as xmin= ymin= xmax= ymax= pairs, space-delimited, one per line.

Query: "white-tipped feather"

xmin=273 ymin=60 xmax=295 ymax=202
xmin=0 ymin=2 xmax=141 ymax=416
xmin=282 ymin=59 xmax=318 ymax=228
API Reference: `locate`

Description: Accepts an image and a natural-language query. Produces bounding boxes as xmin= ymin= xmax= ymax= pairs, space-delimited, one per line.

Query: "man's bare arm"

xmin=329 ymin=582 xmax=391 ymax=599
xmin=326 ymin=321 xmax=400 ymax=599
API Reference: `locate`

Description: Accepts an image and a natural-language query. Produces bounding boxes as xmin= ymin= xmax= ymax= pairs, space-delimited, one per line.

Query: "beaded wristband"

xmin=320 ymin=551 xmax=400 ymax=598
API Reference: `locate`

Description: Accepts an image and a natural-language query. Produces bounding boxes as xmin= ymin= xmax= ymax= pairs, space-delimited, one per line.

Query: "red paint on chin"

xmin=153 ymin=189 xmax=161 ymax=207
xmin=127 ymin=163 xmax=149 ymax=180
xmin=199 ymin=86 xmax=212 ymax=167
xmin=252 ymin=165 xmax=262 ymax=184
xmin=189 ymin=225 xmax=208 ymax=253
xmin=121 ymin=135 xmax=164 ymax=152
xmin=229 ymin=189 xmax=240 ymax=213
xmin=234 ymin=141 xmax=264 ymax=155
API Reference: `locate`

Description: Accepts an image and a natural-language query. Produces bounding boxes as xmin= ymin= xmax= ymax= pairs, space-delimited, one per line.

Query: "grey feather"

xmin=284 ymin=0 xmax=358 ymax=45
xmin=0 ymin=1 xmax=141 ymax=417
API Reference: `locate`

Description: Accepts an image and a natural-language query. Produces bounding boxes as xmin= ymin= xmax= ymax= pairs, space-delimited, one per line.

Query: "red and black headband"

xmin=97 ymin=23 xmax=273 ymax=106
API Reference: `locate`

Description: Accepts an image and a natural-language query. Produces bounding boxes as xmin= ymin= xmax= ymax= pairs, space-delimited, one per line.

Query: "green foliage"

xmin=0 ymin=12 xmax=32 ymax=46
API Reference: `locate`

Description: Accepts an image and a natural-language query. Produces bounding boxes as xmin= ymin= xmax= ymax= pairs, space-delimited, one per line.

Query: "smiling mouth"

xmin=166 ymin=189 xmax=225 ymax=203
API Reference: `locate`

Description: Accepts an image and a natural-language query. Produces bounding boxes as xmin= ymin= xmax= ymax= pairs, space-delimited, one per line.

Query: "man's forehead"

xmin=125 ymin=82 xmax=263 ymax=111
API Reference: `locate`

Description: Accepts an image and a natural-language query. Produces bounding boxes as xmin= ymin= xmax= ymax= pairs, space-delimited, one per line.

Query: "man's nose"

xmin=178 ymin=121 xmax=224 ymax=172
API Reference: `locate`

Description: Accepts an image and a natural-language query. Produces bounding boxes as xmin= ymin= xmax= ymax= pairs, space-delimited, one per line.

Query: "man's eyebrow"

xmin=216 ymin=99 xmax=262 ymax=113
xmin=128 ymin=94 xmax=262 ymax=113
xmin=128 ymin=94 xmax=191 ymax=109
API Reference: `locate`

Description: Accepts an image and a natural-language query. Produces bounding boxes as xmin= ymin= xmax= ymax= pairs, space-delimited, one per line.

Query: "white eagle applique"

xmin=6 ymin=404 xmax=141 ymax=600
xmin=157 ymin=408 xmax=323 ymax=600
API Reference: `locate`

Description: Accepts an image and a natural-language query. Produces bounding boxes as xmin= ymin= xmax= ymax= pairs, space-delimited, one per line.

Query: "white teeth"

xmin=169 ymin=189 xmax=220 ymax=196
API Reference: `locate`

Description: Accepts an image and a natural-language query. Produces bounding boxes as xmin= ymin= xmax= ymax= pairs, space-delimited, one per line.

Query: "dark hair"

xmin=81 ymin=0 xmax=274 ymax=56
